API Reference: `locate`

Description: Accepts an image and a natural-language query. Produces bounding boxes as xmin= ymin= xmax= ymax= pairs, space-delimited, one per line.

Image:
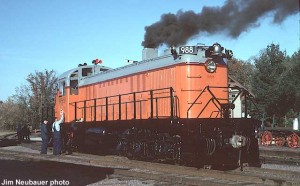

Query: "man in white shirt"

xmin=52 ymin=110 xmax=64 ymax=155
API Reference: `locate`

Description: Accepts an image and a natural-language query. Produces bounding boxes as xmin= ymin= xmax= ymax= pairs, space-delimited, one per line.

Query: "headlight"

xmin=205 ymin=60 xmax=217 ymax=73
xmin=230 ymin=135 xmax=246 ymax=148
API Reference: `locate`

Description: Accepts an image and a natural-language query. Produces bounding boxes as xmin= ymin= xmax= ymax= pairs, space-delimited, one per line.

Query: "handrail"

xmin=187 ymin=85 xmax=256 ymax=119
xmin=187 ymin=86 xmax=229 ymax=119
xmin=71 ymin=87 xmax=177 ymax=122
xmin=70 ymin=87 xmax=172 ymax=104
xmin=186 ymin=86 xmax=210 ymax=118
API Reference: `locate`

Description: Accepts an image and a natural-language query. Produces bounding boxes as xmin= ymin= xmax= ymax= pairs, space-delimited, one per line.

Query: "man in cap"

xmin=40 ymin=118 xmax=49 ymax=154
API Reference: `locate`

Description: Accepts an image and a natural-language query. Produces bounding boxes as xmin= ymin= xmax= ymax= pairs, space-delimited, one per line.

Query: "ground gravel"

xmin=87 ymin=178 xmax=156 ymax=186
xmin=262 ymin=163 xmax=300 ymax=172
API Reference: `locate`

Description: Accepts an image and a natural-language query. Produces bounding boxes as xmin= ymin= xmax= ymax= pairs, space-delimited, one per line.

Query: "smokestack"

xmin=142 ymin=48 xmax=158 ymax=60
xmin=142 ymin=0 xmax=298 ymax=48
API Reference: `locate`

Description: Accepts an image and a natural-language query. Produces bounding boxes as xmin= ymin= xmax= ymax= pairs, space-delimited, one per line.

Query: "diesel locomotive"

xmin=54 ymin=43 xmax=261 ymax=169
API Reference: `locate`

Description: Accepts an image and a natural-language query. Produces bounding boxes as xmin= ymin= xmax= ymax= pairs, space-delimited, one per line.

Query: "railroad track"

xmin=260 ymin=146 xmax=300 ymax=166
xmin=261 ymin=155 xmax=300 ymax=166
xmin=1 ymin=145 xmax=300 ymax=186
xmin=1 ymin=133 xmax=300 ymax=185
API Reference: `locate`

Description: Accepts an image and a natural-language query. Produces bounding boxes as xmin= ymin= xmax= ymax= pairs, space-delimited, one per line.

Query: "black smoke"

xmin=142 ymin=0 xmax=299 ymax=48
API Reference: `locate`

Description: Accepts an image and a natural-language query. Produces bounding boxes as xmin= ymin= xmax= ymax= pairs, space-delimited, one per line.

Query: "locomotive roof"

xmin=57 ymin=65 xmax=112 ymax=82
xmin=57 ymin=44 xmax=230 ymax=87
xmin=78 ymin=49 xmax=210 ymax=87
xmin=57 ymin=68 xmax=77 ymax=81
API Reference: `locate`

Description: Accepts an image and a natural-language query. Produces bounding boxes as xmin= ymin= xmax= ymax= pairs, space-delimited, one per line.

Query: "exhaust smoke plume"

xmin=142 ymin=0 xmax=298 ymax=48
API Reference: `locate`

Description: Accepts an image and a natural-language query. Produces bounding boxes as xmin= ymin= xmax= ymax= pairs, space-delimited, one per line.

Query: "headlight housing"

xmin=230 ymin=135 xmax=246 ymax=148
xmin=205 ymin=60 xmax=217 ymax=73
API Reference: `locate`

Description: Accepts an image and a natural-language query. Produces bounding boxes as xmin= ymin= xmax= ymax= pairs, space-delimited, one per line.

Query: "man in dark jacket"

xmin=40 ymin=119 xmax=49 ymax=154
xmin=21 ymin=124 xmax=30 ymax=141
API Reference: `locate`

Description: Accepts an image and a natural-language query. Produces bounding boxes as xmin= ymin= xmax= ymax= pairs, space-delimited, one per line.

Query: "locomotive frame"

xmin=53 ymin=43 xmax=261 ymax=169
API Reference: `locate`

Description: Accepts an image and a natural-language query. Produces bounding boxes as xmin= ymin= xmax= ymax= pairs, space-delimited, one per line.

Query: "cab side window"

xmin=58 ymin=81 xmax=66 ymax=96
xmin=70 ymin=80 xmax=78 ymax=95
xmin=70 ymin=71 xmax=78 ymax=95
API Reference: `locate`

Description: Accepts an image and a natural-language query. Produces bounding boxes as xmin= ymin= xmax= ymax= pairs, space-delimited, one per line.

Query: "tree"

xmin=251 ymin=44 xmax=287 ymax=120
xmin=0 ymin=69 xmax=57 ymax=130
xmin=291 ymin=50 xmax=300 ymax=112
xmin=0 ymin=98 xmax=25 ymax=130
xmin=25 ymin=69 xmax=57 ymax=128
xmin=228 ymin=58 xmax=255 ymax=89
xmin=283 ymin=49 xmax=300 ymax=114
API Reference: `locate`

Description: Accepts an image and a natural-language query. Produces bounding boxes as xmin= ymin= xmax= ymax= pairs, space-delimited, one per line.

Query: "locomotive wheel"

xmin=274 ymin=137 xmax=285 ymax=147
xmin=287 ymin=133 xmax=300 ymax=148
xmin=261 ymin=131 xmax=272 ymax=146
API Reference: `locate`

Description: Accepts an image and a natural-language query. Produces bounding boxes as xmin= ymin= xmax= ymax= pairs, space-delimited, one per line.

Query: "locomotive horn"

xmin=225 ymin=49 xmax=233 ymax=59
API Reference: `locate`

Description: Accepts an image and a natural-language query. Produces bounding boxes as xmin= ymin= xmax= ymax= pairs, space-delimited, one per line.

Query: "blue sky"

xmin=0 ymin=0 xmax=299 ymax=101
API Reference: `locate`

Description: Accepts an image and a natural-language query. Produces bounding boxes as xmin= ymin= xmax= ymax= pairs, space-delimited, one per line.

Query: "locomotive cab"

xmin=57 ymin=65 xmax=111 ymax=96
xmin=55 ymin=64 xmax=112 ymax=121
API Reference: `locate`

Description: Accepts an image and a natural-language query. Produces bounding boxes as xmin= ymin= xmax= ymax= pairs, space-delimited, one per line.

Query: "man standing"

xmin=52 ymin=110 xmax=64 ymax=155
xmin=40 ymin=119 xmax=48 ymax=154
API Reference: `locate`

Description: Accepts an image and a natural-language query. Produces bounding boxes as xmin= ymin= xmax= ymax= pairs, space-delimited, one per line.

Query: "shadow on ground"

xmin=0 ymin=139 xmax=20 ymax=147
xmin=0 ymin=159 xmax=114 ymax=185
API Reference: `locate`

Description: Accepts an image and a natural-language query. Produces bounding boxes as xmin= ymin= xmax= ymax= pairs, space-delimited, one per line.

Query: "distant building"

xmin=228 ymin=75 xmax=254 ymax=118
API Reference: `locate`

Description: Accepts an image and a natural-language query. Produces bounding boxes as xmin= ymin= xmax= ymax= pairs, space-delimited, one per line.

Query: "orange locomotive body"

xmin=54 ymin=43 xmax=260 ymax=169
xmin=55 ymin=45 xmax=228 ymax=122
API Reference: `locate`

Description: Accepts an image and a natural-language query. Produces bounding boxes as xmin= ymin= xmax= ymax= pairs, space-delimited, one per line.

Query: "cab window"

xmin=70 ymin=80 xmax=78 ymax=95
xmin=58 ymin=81 xmax=66 ymax=96
xmin=82 ymin=68 xmax=92 ymax=77
xmin=70 ymin=71 xmax=78 ymax=95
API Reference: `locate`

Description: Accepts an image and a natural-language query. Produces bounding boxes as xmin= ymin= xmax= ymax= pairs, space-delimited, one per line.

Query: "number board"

xmin=179 ymin=46 xmax=197 ymax=54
